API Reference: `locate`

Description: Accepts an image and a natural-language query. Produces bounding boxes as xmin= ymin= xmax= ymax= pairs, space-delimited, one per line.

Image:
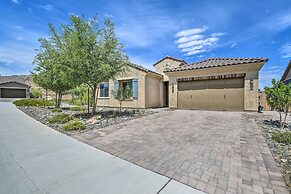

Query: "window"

xmin=99 ymin=82 xmax=109 ymax=97
xmin=114 ymin=79 xmax=138 ymax=99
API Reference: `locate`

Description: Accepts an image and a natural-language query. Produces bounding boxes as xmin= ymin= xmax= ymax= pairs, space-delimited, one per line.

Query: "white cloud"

xmin=280 ymin=43 xmax=291 ymax=58
xmin=230 ymin=43 xmax=237 ymax=48
xmin=175 ymin=35 xmax=204 ymax=44
xmin=11 ymin=0 xmax=20 ymax=4
xmin=15 ymin=25 xmax=23 ymax=30
xmin=211 ymin=32 xmax=225 ymax=37
xmin=175 ymin=26 xmax=208 ymax=37
xmin=175 ymin=26 xmax=224 ymax=56
xmin=40 ymin=4 xmax=53 ymax=11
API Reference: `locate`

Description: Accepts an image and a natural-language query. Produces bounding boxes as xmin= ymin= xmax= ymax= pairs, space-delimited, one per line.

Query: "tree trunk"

xmin=119 ymin=101 xmax=122 ymax=114
xmin=282 ymin=112 xmax=288 ymax=129
xmin=57 ymin=93 xmax=62 ymax=108
xmin=91 ymin=85 xmax=98 ymax=115
xmin=279 ymin=112 xmax=283 ymax=129
xmin=55 ymin=92 xmax=58 ymax=108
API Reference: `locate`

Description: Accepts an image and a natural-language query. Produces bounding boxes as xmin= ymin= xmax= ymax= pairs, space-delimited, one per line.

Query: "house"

xmin=0 ymin=75 xmax=31 ymax=98
xmin=281 ymin=60 xmax=291 ymax=84
xmin=97 ymin=56 xmax=268 ymax=111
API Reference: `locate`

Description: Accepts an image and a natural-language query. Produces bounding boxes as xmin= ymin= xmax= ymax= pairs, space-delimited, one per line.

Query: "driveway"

xmin=74 ymin=110 xmax=289 ymax=194
xmin=0 ymin=102 xmax=202 ymax=194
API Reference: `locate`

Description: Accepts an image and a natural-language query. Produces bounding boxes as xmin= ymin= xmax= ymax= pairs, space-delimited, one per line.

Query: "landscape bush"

xmin=14 ymin=99 xmax=54 ymax=107
xmin=272 ymin=132 xmax=291 ymax=144
xmin=52 ymin=108 xmax=62 ymax=113
xmin=63 ymin=120 xmax=85 ymax=131
xmin=69 ymin=106 xmax=85 ymax=112
xmin=30 ymin=88 xmax=42 ymax=98
xmin=47 ymin=113 xmax=74 ymax=124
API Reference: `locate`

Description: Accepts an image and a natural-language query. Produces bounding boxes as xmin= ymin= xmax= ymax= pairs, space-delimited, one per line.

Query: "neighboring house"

xmin=0 ymin=75 xmax=31 ymax=98
xmin=281 ymin=60 xmax=291 ymax=84
xmin=97 ymin=56 xmax=268 ymax=111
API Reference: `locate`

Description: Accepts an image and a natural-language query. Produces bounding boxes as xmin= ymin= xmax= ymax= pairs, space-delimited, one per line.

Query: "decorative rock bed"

xmin=256 ymin=119 xmax=291 ymax=190
xmin=17 ymin=106 xmax=157 ymax=135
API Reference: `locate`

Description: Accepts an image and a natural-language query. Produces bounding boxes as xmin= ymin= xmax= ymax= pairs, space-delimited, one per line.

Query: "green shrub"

xmin=14 ymin=99 xmax=54 ymax=107
xmin=30 ymin=88 xmax=42 ymax=98
xmin=69 ymin=106 xmax=85 ymax=112
xmin=272 ymin=132 xmax=291 ymax=144
xmin=47 ymin=113 xmax=74 ymax=124
xmin=63 ymin=120 xmax=85 ymax=131
xmin=52 ymin=108 xmax=62 ymax=113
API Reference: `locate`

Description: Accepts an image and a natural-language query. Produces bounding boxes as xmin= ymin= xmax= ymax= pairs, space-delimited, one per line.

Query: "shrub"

xmin=69 ymin=106 xmax=85 ymax=112
xmin=52 ymin=108 xmax=62 ymax=113
xmin=272 ymin=132 xmax=291 ymax=144
xmin=30 ymin=88 xmax=42 ymax=98
xmin=63 ymin=120 xmax=85 ymax=131
xmin=14 ymin=99 xmax=54 ymax=107
xmin=47 ymin=113 xmax=74 ymax=124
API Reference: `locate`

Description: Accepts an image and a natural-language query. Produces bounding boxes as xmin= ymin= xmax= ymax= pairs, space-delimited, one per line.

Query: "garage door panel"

xmin=225 ymin=88 xmax=244 ymax=111
xmin=178 ymin=78 xmax=244 ymax=111
xmin=208 ymin=89 xmax=225 ymax=111
xmin=1 ymin=88 xmax=26 ymax=98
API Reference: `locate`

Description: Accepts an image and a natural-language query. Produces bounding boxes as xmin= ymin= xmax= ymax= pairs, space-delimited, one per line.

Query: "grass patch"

xmin=69 ymin=106 xmax=85 ymax=112
xmin=14 ymin=99 xmax=54 ymax=107
xmin=52 ymin=108 xmax=62 ymax=113
xmin=47 ymin=113 xmax=74 ymax=124
xmin=63 ymin=120 xmax=85 ymax=131
xmin=272 ymin=132 xmax=291 ymax=144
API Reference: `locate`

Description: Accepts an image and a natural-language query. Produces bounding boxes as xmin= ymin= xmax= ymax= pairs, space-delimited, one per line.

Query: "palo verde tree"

xmin=64 ymin=15 xmax=128 ymax=115
xmin=265 ymin=79 xmax=291 ymax=129
xmin=32 ymin=24 xmax=76 ymax=108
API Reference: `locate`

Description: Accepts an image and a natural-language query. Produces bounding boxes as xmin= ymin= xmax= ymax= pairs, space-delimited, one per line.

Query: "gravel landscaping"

xmin=255 ymin=114 xmax=291 ymax=191
xmin=17 ymin=106 xmax=157 ymax=135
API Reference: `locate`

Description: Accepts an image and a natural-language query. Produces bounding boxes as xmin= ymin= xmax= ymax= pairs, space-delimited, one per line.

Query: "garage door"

xmin=1 ymin=88 xmax=26 ymax=98
xmin=178 ymin=78 xmax=244 ymax=111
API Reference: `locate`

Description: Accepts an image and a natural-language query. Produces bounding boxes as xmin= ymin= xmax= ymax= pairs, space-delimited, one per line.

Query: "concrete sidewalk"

xmin=0 ymin=102 xmax=203 ymax=194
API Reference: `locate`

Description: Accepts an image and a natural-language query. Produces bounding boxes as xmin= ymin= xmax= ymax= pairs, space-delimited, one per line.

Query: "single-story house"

xmin=0 ymin=75 xmax=31 ymax=98
xmin=281 ymin=60 xmax=291 ymax=84
xmin=97 ymin=56 xmax=268 ymax=111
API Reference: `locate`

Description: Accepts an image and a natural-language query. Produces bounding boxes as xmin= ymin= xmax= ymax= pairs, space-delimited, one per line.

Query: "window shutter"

xmin=114 ymin=80 xmax=119 ymax=96
xmin=132 ymin=79 xmax=138 ymax=98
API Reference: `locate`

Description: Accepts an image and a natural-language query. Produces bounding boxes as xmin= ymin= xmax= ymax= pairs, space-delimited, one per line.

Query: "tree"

xmin=30 ymin=88 xmax=42 ymax=98
xmin=32 ymin=24 xmax=76 ymax=108
xmin=265 ymin=79 xmax=291 ymax=129
xmin=113 ymin=84 xmax=132 ymax=113
xmin=64 ymin=15 xmax=128 ymax=115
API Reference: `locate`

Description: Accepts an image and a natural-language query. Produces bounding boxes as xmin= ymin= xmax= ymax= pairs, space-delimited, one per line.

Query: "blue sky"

xmin=1 ymin=0 xmax=291 ymax=89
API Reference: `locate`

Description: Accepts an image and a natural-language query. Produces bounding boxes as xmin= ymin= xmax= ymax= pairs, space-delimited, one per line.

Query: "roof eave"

xmin=281 ymin=60 xmax=291 ymax=81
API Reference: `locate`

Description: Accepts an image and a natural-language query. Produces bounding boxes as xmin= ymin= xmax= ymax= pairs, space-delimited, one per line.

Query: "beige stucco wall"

xmin=154 ymin=58 xmax=182 ymax=81
xmin=166 ymin=62 xmax=264 ymax=111
xmin=145 ymin=74 xmax=163 ymax=108
xmin=96 ymin=65 xmax=162 ymax=108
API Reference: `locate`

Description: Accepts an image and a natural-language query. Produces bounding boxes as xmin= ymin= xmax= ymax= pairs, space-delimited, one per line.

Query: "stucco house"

xmin=0 ymin=75 xmax=31 ymax=98
xmin=97 ymin=56 xmax=268 ymax=111
xmin=281 ymin=60 xmax=291 ymax=84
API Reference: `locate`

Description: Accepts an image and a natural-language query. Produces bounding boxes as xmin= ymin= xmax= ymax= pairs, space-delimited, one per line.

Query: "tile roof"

xmin=153 ymin=56 xmax=187 ymax=66
xmin=281 ymin=60 xmax=291 ymax=81
xmin=128 ymin=63 xmax=163 ymax=77
xmin=165 ymin=57 xmax=268 ymax=72
xmin=0 ymin=75 xmax=31 ymax=86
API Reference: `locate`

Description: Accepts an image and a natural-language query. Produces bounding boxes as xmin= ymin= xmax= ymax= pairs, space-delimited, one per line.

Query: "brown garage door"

xmin=178 ymin=78 xmax=244 ymax=111
xmin=1 ymin=88 xmax=26 ymax=98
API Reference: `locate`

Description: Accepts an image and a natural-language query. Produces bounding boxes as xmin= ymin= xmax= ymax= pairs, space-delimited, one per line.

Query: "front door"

xmin=163 ymin=82 xmax=169 ymax=107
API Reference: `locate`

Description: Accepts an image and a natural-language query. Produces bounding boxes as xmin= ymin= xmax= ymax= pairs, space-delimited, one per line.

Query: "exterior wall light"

xmin=250 ymin=79 xmax=253 ymax=91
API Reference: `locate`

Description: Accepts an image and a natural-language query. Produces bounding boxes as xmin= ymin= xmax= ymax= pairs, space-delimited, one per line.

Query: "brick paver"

xmin=74 ymin=110 xmax=289 ymax=194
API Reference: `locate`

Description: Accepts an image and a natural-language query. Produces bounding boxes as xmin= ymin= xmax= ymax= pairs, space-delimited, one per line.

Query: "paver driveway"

xmin=74 ymin=110 xmax=289 ymax=194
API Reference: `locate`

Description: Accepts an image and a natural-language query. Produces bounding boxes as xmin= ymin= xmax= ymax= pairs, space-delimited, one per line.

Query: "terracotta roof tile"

xmin=165 ymin=57 xmax=268 ymax=72
xmin=153 ymin=56 xmax=187 ymax=66
xmin=128 ymin=63 xmax=163 ymax=77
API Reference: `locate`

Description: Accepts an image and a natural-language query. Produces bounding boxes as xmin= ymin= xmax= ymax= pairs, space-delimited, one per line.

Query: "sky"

xmin=0 ymin=0 xmax=291 ymax=89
